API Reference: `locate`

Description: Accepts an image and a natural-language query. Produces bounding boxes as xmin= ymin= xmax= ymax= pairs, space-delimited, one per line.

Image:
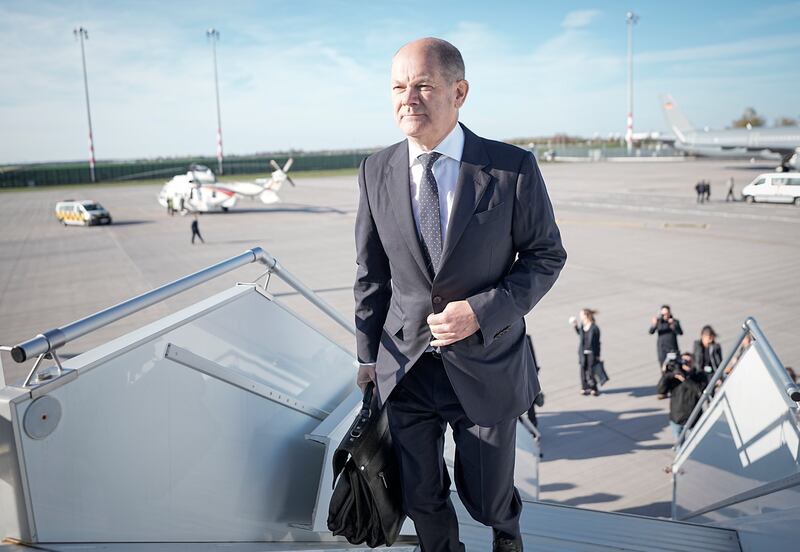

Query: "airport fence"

xmin=0 ymin=151 xmax=374 ymax=189
xmin=1 ymin=145 xmax=687 ymax=189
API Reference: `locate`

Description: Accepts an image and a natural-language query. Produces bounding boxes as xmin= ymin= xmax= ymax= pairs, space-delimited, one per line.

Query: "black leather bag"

xmin=592 ymin=360 xmax=610 ymax=386
xmin=327 ymin=383 xmax=406 ymax=547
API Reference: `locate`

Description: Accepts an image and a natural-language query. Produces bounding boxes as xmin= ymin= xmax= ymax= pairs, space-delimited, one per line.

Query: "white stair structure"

xmin=1 ymin=248 xmax=797 ymax=551
xmin=671 ymin=318 xmax=800 ymax=551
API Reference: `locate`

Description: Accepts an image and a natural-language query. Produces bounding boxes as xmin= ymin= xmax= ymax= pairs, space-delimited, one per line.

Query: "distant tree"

xmin=775 ymin=116 xmax=798 ymax=127
xmin=732 ymin=107 xmax=765 ymax=128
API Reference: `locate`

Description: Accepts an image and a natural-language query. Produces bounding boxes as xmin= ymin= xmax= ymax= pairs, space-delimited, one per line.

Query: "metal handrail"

xmin=7 ymin=247 xmax=355 ymax=375
xmin=674 ymin=317 xmax=800 ymax=452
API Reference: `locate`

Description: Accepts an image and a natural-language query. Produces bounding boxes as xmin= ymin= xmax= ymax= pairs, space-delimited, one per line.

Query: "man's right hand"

xmin=357 ymin=363 xmax=376 ymax=392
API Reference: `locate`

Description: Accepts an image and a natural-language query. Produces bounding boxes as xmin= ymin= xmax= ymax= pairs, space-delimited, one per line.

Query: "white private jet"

xmin=158 ymin=159 xmax=296 ymax=213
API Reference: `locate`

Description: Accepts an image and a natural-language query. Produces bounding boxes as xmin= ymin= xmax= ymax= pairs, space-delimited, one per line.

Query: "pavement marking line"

xmin=663 ymin=223 xmax=709 ymax=229
xmin=557 ymin=219 xmax=647 ymax=229
xmin=555 ymin=199 xmax=800 ymax=224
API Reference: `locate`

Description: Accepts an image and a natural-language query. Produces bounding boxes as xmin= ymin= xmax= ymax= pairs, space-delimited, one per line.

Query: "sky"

xmin=1 ymin=0 xmax=800 ymax=164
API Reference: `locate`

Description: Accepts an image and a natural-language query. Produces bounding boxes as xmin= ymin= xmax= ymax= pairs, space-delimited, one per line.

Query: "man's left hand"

xmin=427 ymin=300 xmax=479 ymax=347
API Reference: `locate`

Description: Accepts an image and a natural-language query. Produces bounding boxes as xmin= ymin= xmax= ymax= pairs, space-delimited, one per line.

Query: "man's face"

xmin=391 ymin=44 xmax=468 ymax=148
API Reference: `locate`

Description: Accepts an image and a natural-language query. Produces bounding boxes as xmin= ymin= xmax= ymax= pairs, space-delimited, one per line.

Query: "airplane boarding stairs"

xmin=0 ymin=248 xmax=796 ymax=551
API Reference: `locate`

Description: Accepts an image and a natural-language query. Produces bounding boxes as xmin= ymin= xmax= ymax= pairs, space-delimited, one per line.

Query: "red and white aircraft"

xmin=158 ymin=159 xmax=296 ymax=213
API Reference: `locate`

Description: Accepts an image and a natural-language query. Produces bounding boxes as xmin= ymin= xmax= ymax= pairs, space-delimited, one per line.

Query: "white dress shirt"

xmin=407 ymin=123 xmax=465 ymax=244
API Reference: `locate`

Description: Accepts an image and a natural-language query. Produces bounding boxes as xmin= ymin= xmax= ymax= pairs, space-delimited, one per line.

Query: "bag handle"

xmin=331 ymin=382 xmax=376 ymax=486
xmin=361 ymin=382 xmax=374 ymax=417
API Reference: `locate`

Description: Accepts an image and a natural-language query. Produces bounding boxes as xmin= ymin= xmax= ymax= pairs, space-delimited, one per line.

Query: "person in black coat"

xmin=571 ymin=308 xmax=601 ymax=396
xmin=649 ymin=305 xmax=683 ymax=368
xmin=657 ymin=352 xmax=707 ymax=441
xmin=693 ymin=325 xmax=722 ymax=376
xmin=191 ymin=215 xmax=205 ymax=244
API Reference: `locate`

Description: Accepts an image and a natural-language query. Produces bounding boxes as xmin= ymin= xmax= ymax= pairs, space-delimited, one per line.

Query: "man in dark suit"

xmin=353 ymin=37 xmax=566 ymax=552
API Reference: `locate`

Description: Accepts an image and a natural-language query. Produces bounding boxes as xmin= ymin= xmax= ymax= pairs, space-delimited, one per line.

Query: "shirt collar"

xmin=407 ymin=122 xmax=465 ymax=167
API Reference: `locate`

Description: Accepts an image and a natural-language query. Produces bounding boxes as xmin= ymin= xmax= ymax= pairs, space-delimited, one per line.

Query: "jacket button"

xmin=432 ymin=296 xmax=442 ymax=304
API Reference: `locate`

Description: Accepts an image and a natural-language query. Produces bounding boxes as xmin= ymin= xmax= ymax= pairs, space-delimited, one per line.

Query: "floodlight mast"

xmin=207 ymin=28 xmax=224 ymax=175
xmin=74 ymin=27 xmax=96 ymax=182
xmin=625 ymin=11 xmax=639 ymax=155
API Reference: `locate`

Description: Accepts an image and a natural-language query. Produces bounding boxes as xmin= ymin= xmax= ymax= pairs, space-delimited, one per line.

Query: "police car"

xmin=54 ymin=200 xmax=113 ymax=226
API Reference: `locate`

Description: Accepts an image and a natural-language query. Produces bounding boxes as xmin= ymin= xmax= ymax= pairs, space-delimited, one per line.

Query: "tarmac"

xmin=1 ymin=158 xmax=798 ymax=519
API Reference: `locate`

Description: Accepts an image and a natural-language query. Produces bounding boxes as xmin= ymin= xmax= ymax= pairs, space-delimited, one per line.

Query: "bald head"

xmin=395 ymin=37 xmax=465 ymax=83
xmin=391 ymin=37 xmax=469 ymax=150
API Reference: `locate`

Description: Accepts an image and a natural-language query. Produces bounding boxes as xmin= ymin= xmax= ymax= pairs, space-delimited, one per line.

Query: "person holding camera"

xmin=657 ymin=352 xmax=707 ymax=441
xmin=649 ymin=305 xmax=683 ymax=369
xmin=693 ymin=325 xmax=722 ymax=376
xmin=571 ymin=308 xmax=601 ymax=396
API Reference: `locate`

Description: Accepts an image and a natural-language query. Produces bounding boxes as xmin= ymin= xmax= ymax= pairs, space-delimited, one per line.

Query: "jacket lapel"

xmin=440 ymin=125 xmax=491 ymax=268
xmin=383 ymin=141 xmax=434 ymax=284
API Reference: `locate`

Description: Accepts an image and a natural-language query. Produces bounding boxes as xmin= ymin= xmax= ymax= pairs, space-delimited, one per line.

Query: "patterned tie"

xmin=417 ymin=152 xmax=443 ymax=275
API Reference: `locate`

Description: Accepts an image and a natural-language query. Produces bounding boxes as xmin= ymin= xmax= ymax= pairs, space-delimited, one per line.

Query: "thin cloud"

xmin=561 ymin=9 xmax=602 ymax=30
xmin=637 ymin=34 xmax=800 ymax=64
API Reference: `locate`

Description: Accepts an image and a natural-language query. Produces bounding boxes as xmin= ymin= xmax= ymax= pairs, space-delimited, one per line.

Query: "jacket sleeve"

xmin=648 ymin=322 xmax=657 ymax=335
xmin=692 ymin=340 xmax=703 ymax=372
xmin=594 ymin=326 xmax=601 ymax=358
xmin=353 ymin=158 xmax=392 ymax=364
xmin=657 ymin=372 xmax=677 ymax=395
xmin=466 ymin=152 xmax=567 ymax=347
xmin=674 ymin=320 xmax=683 ymax=336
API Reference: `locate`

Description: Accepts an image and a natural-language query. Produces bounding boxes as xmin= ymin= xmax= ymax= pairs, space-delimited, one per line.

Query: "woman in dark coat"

xmin=571 ymin=308 xmax=601 ymax=396
xmin=649 ymin=305 xmax=683 ymax=368
xmin=693 ymin=325 xmax=723 ymax=375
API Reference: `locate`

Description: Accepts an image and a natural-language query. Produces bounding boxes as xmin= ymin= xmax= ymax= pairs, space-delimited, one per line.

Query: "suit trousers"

xmin=386 ymin=353 xmax=522 ymax=552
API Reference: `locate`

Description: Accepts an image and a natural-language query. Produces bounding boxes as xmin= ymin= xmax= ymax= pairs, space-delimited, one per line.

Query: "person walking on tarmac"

xmin=571 ymin=308 xmax=601 ymax=396
xmin=191 ymin=214 xmax=204 ymax=244
xmin=725 ymin=177 xmax=736 ymax=202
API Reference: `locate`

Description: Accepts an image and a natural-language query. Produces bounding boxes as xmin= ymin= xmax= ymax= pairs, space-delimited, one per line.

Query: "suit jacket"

xmin=353 ymin=124 xmax=567 ymax=427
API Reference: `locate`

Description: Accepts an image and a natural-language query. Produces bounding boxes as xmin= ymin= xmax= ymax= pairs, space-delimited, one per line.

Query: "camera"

xmin=663 ymin=352 xmax=685 ymax=373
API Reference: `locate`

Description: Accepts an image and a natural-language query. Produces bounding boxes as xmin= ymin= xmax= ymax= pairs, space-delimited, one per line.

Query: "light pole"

xmin=625 ymin=11 xmax=639 ymax=156
xmin=207 ymin=28 xmax=224 ymax=175
xmin=74 ymin=27 xmax=96 ymax=182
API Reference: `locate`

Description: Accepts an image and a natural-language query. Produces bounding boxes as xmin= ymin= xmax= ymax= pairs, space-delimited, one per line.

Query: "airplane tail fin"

xmin=660 ymin=94 xmax=695 ymax=142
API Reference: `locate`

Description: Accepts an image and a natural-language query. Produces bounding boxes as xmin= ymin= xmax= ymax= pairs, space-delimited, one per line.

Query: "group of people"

xmin=694 ymin=177 xmax=738 ymax=203
xmin=694 ymin=179 xmax=711 ymax=203
xmin=648 ymin=305 xmax=723 ymax=441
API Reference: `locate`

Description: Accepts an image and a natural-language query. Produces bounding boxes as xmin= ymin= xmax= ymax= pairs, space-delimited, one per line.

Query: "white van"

xmin=55 ymin=200 xmax=113 ymax=226
xmin=741 ymin=173 xmax=800 ymax=205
